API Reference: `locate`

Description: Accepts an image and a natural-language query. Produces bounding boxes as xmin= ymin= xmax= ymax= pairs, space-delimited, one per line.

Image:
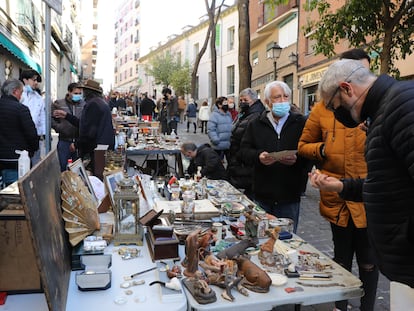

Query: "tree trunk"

xmin=238 ymin=0 xmax=252 ymax=91
xmin=190 ymin=0 xmax=215 ymax=100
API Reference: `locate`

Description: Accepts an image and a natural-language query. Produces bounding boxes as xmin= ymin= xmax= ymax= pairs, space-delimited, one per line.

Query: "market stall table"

xmin=183 ymin=235 xmax=363 ymax=311
xmin=127 ymin=146 xmax=184 ymax=177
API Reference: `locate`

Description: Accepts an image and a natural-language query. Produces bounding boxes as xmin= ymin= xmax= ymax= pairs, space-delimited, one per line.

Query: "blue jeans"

xmin=57 ymin=140 xmax=78 ymax=172
xmin=254 ymin=198 xmax=300 ymax=233
xmin=1 ymin=169 xmax=18 ymax=186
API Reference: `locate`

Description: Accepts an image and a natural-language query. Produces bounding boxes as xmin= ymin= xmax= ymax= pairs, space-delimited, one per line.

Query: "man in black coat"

xmin=0 ymin=79 xmax=39 ymax=185
xmin=227 ymin=88 xmax=265 ymax=197
xmin=140 ymin=92 xmax=155 ymax=121
xmin=181 ymin=142 xmax=226 ymax=180
xmin=311 ymin=59 xmax=414 ymax=306
xmin=77 ymin=80 xmax=115 ymax=172
xmin=240 ymin=81 xmax=310 ymax=233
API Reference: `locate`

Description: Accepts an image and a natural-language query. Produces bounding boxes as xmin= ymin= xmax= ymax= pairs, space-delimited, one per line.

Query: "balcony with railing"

xmin=16 ymin=0 xmax=41 ymax=42
xmin=257 ymin=0 xmax=298 ymax=30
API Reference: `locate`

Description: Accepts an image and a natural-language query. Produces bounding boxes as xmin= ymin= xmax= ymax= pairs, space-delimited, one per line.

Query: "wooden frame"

xmin=103 ymin=169 xmax=124 ymax=208
xmin=68 ymin=158 xmax=98 ymax=205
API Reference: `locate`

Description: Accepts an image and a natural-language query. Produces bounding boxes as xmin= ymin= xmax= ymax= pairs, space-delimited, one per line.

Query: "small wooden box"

xmin=140 ymin=209 xmax=179 ymax=261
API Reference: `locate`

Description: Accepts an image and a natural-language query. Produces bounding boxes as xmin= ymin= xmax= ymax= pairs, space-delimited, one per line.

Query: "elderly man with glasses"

xmin=298 ymin=49 xmax=378 ymax=311
xmin=311 ymin=58 xmax=414 ymax=309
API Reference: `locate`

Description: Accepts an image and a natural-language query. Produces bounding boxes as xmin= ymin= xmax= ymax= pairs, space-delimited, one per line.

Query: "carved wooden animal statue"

xmin=234 ymin=255 xmax=272 ymax=293
xmin=260 ymin=227 xmax=281 ymax=253
xmin=216 ymin=238 xmax=256 ymax=260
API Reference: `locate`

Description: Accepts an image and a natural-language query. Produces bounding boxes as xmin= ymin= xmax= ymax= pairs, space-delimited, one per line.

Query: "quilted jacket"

xmin=298 ymin=101 xmax=367 ymax=227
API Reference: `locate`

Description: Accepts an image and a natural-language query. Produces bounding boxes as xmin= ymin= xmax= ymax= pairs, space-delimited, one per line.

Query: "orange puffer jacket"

xmin=298 ymin=101 xmax=367 ymax=228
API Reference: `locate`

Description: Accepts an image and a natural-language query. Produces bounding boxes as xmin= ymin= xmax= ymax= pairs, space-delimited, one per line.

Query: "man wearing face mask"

xmin=20 ymin=69 xmax=46 ymax=166
xmin=310 ymin=58 xmax=414 ymax=309
xmin=298 ymin=49 xmax=378 ymax=311
xmin=52 ymin=83 xmax=85 ymax=171
xmin=227 ymin=88 xmax=265 ymax=198
xmin=240 ymin=81 xmax=310 ymax=233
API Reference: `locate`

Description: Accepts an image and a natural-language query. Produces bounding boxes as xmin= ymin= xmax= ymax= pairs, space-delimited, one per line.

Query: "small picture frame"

xmin=69 ymin=158 xmax=98 ymax=205
xmin=103 ymin=169 xmax=125 ymax=208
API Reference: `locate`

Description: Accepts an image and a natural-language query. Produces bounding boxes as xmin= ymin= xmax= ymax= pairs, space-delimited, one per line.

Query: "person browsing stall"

xmin=20 ymin=69 xmax=46 ymax=166
xmin=0 ymin=79 xmax=39 ymax=185
xmin=52 ymin=83 xmax=85 ymax=171
xmin=227 ymin=88 xmax=265 ymax=198
xmin=240 ymin=81 xmax=310 ymax=233
xmin=207 ymin=96 xmax=232 ymax=163
xmin=298 ymin=49 xmax=378 ymax=311
xmin=181 ymin=142 xmax=226 ymax=180
xmin=310 ymin=58 xmax=414 ymax=309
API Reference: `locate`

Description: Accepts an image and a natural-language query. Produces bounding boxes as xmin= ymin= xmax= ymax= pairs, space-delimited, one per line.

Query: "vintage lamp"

xmin=112 ymin=175 xmax=143 ymax=245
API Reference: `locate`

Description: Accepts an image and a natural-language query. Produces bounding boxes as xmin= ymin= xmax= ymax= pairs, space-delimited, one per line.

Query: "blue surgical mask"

xmin=72 ymin=94 xmax=83 ymax=102
xmin=272 ymin=102 xmax=290 ymax=117
xmin=24 ymin=85 xmax=32 ymax=92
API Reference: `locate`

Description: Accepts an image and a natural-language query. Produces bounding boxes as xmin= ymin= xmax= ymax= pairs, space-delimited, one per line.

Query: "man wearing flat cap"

xmin=77 ymin=79 xmax=115 ymax=172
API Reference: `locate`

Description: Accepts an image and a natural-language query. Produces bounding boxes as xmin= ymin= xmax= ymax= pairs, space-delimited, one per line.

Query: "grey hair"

xmin=181 ymin=142 xmax=197 ymax=152
xmin=319 ymin=59 xmax=375 ymax=101
xmin=239 ymin=88 xmax=258 ymax=101
xmin=264 ymin=81 xmax=292 ymax=101
xmin=1 ymin=78 xmax=23 ymax=96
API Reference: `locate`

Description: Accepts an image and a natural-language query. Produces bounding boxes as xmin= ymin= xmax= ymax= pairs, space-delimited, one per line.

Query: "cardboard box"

xmin=0 ymin=210 xmax=42 ymax=293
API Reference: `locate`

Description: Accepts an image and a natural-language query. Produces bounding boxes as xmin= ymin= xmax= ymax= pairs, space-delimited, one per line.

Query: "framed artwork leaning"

xmin=68 ymin=158 xmax=98 ymax=205
xmin=103 ymin=169 xmax=125 ymax=208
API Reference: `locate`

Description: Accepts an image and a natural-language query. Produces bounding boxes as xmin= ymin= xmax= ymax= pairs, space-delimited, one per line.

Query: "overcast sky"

xmin=95 ymin=0 xmax=234 ymax=92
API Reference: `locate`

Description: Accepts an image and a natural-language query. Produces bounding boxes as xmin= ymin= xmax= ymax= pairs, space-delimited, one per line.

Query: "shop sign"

xmin=301 ymin=67 xmax=328 ymax=86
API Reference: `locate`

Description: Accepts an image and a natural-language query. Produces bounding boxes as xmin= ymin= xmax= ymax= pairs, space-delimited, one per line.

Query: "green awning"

xmin=0 ymin=32 xmax=42 ymax=74
xmin=70 ymin=64 xmax=77 ymax=74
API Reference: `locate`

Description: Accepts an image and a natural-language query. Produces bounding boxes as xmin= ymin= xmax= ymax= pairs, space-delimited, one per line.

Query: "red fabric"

xmin=142 ymin=115 xmax=152 ymax=121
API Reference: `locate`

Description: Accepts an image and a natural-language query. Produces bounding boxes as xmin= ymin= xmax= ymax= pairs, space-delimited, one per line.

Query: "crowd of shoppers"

xmin=2 ymin=46 xmax=411 ymax=310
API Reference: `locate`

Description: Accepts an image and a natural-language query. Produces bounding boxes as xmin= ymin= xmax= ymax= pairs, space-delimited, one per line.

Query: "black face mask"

xmin=221 ymin=104 xmax=229 ymax=112
xmin=334 ymin=105 xmax=359 ymax=128
xmin=239 ymin=102 xmax=249 ymax=113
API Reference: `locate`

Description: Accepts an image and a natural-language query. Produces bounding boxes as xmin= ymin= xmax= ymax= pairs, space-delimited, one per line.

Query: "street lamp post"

xmin=267 ymin=42 xmax=283 ymax=80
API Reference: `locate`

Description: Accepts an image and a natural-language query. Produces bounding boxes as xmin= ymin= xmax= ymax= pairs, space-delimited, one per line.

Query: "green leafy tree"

xmin=304 ymin=0 xmax=414 ymax=75
xmin=171 ymin=60 xmax=192 ymax=96
xmin=145 ymin=51 xmax=180 ymax=87
xmin=145 ymin=51 xmax=191 ymax=96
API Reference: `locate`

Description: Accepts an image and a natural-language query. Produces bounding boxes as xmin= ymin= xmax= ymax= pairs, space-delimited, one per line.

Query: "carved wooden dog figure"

xmin=258 ymin=227 xmax=281 ymax=266
xmin=234 ymin=255 xmax=272 ymax=293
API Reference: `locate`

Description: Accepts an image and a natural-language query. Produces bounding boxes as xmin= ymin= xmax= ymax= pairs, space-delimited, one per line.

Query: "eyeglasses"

xmin=325 ymin=66 xmax=365 ymax=112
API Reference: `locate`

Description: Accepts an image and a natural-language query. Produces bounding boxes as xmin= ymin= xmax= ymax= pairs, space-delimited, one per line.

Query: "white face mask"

xmin=228 ymin=103 xmax=234 ymax=109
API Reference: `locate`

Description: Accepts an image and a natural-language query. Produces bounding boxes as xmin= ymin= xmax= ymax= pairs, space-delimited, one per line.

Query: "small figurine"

xmin=244 ymin=205 xmax=259 ymax=243
xmin=182 ymin=229 xmax=201 ymax=277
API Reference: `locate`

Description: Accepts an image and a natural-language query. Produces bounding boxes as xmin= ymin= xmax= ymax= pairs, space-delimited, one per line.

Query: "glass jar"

xmin=181 ymin=190 xmax=195 ymax=220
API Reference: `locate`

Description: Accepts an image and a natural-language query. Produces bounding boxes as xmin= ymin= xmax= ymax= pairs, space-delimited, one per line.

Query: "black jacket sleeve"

xmin=339 ymin=178 xmax=364 ymax=202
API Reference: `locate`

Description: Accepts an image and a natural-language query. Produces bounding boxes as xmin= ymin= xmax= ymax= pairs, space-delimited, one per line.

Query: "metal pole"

xmin=274 ymin=60 xmax=277 ymax=80
xmin=44 ymin=5 xmax=51 ymax=153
